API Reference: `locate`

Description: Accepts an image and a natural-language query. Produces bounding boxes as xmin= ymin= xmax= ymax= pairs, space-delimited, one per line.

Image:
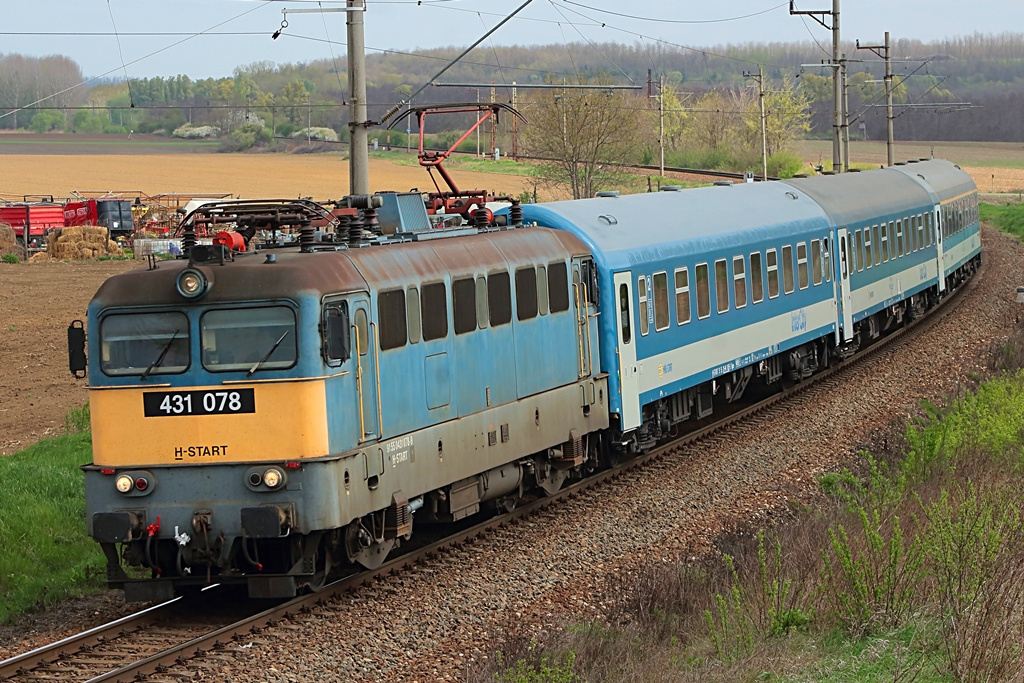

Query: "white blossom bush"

xmin=172 ymin=124 xmax=222 ymax=139
xmin=291 ymin=127 xmax=338 ymax=142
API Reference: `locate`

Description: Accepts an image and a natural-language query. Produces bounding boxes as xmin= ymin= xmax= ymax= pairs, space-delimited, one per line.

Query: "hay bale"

xmin=28 ymin=252 xmax=50 ymax=263
xmin=83 ymin=225 xmax=109 ymax=239
xmin=61 ymin=225 xmax=84 ymax=239
xmin=0 ymin=224 xmax=16 ymax=248
xmin=106 ymin=239 xmax=119 ymax=252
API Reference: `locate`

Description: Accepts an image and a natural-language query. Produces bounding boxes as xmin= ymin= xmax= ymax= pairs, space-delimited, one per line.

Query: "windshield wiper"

xmin=141 ymin=331 xmax=180 ymax=381
xmin=248 ymin=330 xmax=290 ymax=377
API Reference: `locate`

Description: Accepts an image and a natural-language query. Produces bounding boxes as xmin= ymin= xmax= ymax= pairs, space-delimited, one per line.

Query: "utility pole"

xmin=790 ymin=0 xmax=842 ymax=172
xmin=744 ymin=67 xmax=768 ymax=181
xmin=857 ymin=31 xmax=894 ymax=166
xmin=649 ymin=74 xmax=665 ymax=178
xmin=511 ymin=81 xmax=519 ymax=160
xmin=841 ymin=55 xmax=850 ymax=172
xmin=490 ymin=83 xmax=496 ymax=158
xmin=347 ymin=0 xmax=369 ymax=195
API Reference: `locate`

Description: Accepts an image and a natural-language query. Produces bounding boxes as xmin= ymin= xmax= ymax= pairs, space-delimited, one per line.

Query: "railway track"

xmin=0 ymin=267 xmax=980 ymax=683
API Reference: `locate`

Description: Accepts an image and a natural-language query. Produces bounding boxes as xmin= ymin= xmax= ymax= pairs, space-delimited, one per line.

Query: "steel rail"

xmin=1 ymin=259 xmax=980 ymax=683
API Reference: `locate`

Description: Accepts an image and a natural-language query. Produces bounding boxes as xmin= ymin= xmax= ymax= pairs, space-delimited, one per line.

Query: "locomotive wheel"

xmin=308 ymin=546 xmax=333 ymax=592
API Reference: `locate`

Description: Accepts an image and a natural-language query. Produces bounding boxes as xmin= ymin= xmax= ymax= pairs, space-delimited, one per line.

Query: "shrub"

xmin=291 ymin=126 xmax=338 ymax=142
xmin=29 ymin=109 xmax=65 ymax=133
xmin=172 ymin=124 xmax=221 ymax=139
xmin=222 ymin=122 xmax=274 ymax=151
xmin=2 ymin=253 xmax=19 ymax=264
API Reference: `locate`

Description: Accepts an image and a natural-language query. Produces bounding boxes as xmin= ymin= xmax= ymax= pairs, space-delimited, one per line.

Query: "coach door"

xmin=836 ymin=228 xmax=854 ymax=342
xmin=934 ymin=204 xmax=946 ymax=293
xmin=351 ymin=298 xmax=380 ymax=442
xmin=612 ymin=271 xmax=641 ymax=431
xmin=572 ymin=258 xmax=594 ymax=378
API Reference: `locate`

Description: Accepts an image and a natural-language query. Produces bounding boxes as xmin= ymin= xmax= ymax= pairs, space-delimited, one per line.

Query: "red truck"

xmin=0 ymin=202 xmax=65 ymax=249
xmin=63 ymin=198 xmax=135 ymax=241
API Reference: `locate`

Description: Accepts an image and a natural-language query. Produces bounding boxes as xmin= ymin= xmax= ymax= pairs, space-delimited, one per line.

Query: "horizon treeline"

xmin=1 ymin=32 xmax=1023 ymax=141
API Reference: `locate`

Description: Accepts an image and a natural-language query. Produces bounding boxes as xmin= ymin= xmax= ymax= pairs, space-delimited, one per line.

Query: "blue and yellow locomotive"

xmin=71 ymin=159 xmax=980 ymax=601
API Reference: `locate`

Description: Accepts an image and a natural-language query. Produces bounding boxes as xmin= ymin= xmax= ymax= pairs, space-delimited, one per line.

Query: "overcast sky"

xmin=4 ymin=0 xmax=1017 ymax=81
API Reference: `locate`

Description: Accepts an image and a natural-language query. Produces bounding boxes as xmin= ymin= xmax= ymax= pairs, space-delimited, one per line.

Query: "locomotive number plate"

xmin=143 ymin=389 xmax=255 ymax=417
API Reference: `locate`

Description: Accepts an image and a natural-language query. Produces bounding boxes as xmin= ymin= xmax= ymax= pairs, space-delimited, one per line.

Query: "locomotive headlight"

xmin=263 ymin=468 xmax=283 ymax=488
xmin=176 ymin=268 xmax=210 ymax=300
xmin=115 ymin=474 xmax=134 ymax=493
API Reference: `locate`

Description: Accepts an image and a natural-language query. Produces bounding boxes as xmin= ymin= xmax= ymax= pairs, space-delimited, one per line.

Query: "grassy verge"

xmin=477 ymin=328 xmax=1024 ymax=682
xmin=0 ymin=405 xmax=105 ymax=624
xmin=980 ymin=203 xmax=1024 ymax=240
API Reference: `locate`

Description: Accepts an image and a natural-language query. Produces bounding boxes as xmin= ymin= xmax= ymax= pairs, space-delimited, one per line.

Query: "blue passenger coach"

xmin=518 ymin=159 xmax=980 ymax=453
xmin=520 ymin=182 xmax=841 ymax=450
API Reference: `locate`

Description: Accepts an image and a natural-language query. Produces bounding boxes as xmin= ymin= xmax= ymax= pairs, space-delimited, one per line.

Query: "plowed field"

xmin=0 ymin=153 xmax=536 ymax=201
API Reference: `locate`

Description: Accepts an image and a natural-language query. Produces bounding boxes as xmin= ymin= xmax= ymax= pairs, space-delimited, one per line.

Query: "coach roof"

xmin=517 ymin=180 xmax=833 ymax=272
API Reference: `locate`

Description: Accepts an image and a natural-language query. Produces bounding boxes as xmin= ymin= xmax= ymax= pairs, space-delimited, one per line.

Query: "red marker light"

xmin=284 ymin=461 xmax=301 ymax=470
xmin=135 ymin=477 xmax=149 ymax=491
xmin=100 ymin=468 xmax=116 ymax=475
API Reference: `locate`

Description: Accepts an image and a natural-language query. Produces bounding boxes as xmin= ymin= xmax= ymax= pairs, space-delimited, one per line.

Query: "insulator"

xmin=348 ymin=215 xmax=366 ymax=245
xmin=474 ymin=208 xmax=490 ymax=227
xmin=182 ymin=226 xmax=196 ymax=253
xmin=299 ymin=221 xmax=315 ymax=252
xmin=363 ymin=207 xmax=383 ymax=236
xmin=509 ymin=200 xmax=523 ymax=226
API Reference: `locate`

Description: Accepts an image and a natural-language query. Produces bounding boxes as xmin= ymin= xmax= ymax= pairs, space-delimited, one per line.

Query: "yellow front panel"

xmin=89 ymin=381 xmax=329 ymax=466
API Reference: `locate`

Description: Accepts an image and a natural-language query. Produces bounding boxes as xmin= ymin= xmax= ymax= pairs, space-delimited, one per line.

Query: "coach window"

xmin=880 ymin=223 xmax=890 ymax=262
xmin=696 ymin=263 xmax=711 ymax=318
xmin=549 ymin=261 xmax=570 ymax=313
xmin=619 ymin=284 xmax=632 ymax=344
xmin=854 ymin=230 xmax=862 ymax=271
xmin=872 ymin=225 xmax=881 ymax=266
xmin=378 ymin=289 xmax=407 ymax=350
xmin=515 ymin=267 xmax=538 ymax=321
xmin=475 ymin=277 xmax=488 ymax=330
xmin=102 ymin=311 xmax=190 ymax=376
xmin=488 ymin=271 xmax=512 ymax=326
xmin=653 ymin=272 xmax=670 ymax=331
xmin=733 ymin=256 xmax=747 ymax=308
xmin=675 ymin=267 xmax=691 ymax=323
xmin=796 ymin=243 xmax=809 ymax=290
xmin=537 ymin=266 xmax=549 ymax=316
xmin=421 ymin=282 xmax=448 ymax=341
xmin=908 ymin=216 xmax=917 ymax=252
xmin=407 ymin=287 xmax=421 ymax=343
xmin=750 ymin=252 xmax=764 ymax=303
xmin=823 ymin=238 xmax=832 ymax=282
xmin=637 ymin=276 xmax=649 ymax=335
xmin=810 ymin=240 xmax=822 ymax=286
xmin=715 ymin=259 xmax=730 ymax=314
xmin=766 ymin=249 xmax=780 ymax=298
xmin=782 ymin=245 xmax=795 ymax=294
xmin=453 ymin=277 xmax=476 ymax=335
xmin=896 ymin=220 xmax=904 ymax=257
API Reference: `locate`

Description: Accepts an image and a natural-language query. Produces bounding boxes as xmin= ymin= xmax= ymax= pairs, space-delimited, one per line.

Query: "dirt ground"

xmin=0 ymin=259 xmax=139 ymax=454
xmin=0 ymin=152 xmax=537 ymax=203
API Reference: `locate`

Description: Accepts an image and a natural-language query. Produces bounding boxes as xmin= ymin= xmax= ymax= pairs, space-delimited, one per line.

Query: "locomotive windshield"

xmin=100 ymin=312 xmax=190 ymax=376
xmin=201 ymin=306 xmax=297 ymax=372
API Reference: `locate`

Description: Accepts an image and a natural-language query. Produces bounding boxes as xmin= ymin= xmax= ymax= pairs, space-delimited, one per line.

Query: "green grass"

xmin=0 ymin=138 xmax=218 ymax=148
xmin=0 ymin=415 xmax=105 ymax=624
xmin=980 ymin=202 xmax=1024 ymax=240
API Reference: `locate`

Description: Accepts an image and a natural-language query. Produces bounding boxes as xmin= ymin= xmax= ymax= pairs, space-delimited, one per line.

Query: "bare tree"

xmin=521 ymin=77 xmax=646 ymax=199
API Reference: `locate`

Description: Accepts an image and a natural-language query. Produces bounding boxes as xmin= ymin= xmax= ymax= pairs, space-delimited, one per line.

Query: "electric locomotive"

xmin=70 ymin=196 xmax=608 ymax=601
